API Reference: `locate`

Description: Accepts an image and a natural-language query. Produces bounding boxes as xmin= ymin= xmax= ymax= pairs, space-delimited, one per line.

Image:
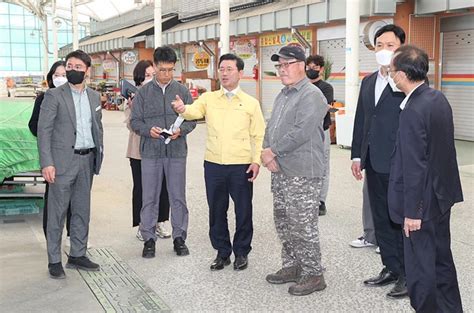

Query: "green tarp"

xmin=0 ymin=99 xmax=40 ymax=182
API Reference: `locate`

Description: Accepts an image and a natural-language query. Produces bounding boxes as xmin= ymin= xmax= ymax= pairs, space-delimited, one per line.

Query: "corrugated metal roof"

xmin=79 ymin=21 xmax=155 ymax=46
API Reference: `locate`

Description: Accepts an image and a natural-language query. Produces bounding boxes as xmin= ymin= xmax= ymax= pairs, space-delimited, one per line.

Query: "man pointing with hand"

xmin=173 ymin=53 xmax=265 ymax=271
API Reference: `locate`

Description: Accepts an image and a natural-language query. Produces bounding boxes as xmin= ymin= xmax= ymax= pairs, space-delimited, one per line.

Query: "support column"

xmin=219 ymin=0 xmax=230 ymax=55
xmin=72 ymin=0 xmax=79 ymax=50
xmin=345 ymin=0 xmax=360 ymax=113
xmin=42 ymin=17 xmax=49 ymax=77
xmin=335 ymin=0 xmax=360 ymax=147
xmin=52 ymin=0 xmax=58 ymax=60
xmin=154 ymin=0 xmax=162 ymax=48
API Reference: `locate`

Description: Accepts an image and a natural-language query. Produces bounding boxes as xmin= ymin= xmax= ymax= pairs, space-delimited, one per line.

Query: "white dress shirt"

xmin=375 ymin=69 xmax=389 ymax=106
xmin=400 ymin=82 xmax=424 ymax=110
xmin=353 ymin=70 xmax=388 ymax=162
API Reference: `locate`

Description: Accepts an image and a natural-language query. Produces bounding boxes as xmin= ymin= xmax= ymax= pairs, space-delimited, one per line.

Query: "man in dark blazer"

xmin=388 ymin=45 xmax=463 ymax=313
xmin=38 ymin=50 xmax=104 ymax=279
xmin=350 ymin=24 xmax=407 ymax=298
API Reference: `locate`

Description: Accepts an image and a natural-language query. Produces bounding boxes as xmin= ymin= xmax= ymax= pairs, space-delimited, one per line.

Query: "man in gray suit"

xmin=38 ymin=50 xmax=104 ymax=279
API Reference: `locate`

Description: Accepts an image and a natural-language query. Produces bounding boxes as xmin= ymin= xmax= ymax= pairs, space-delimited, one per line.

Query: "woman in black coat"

xmin=28 ymin=61 xmax=72 ymax=239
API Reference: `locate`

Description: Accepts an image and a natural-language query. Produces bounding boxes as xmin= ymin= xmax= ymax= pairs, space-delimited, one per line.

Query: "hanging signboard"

xmin=192 ymin=51 xmax=210 ymax=69
xmin=91 ymin=56 xmax=102 ymax=68
xmin=102 ymin=59 xmax=116 ymax=72
xmin=122 ymin=51 xmax=137 ymax=65
xmin=230 ymin=39 xmax=257 ymax=59
xmin=260 ymin=30 xmax=312 ymax=47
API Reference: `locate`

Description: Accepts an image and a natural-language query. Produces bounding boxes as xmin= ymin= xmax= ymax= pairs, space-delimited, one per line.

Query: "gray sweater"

xmin=263 ymin=77 xmax=327 ymax=178
xmin=130 ymin=79 xmax=196 ymax=159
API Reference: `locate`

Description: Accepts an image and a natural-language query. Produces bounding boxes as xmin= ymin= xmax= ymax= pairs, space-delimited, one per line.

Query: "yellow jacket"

xmin=182 ymin=88 xmax=265 ymax=165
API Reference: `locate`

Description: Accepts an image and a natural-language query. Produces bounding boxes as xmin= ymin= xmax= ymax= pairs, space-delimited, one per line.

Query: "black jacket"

xmin=388 ymin=84 xmax=463 ymax=223
xmin=28 ymin=92 xmax=45 ymax=137
xmin=313 ymin=79 xmax=334 ymax=130
xmin=351 ymin=71 xmax=405 ymax=173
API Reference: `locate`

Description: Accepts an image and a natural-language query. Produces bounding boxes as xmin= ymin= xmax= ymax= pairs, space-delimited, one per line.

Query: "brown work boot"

xmin=288 ymin=274 xmax=327 ymax=296
xmin=266 ymin=266 xmax=301 ymax=284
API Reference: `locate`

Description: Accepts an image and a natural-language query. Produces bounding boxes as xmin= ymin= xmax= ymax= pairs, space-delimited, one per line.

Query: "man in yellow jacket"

xmin=173 ymin=53 xmax=265 ymax=271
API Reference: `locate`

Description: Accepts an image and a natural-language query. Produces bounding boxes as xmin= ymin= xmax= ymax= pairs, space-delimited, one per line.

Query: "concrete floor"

xmin=1 ymin=110 xmax=473 ymax=312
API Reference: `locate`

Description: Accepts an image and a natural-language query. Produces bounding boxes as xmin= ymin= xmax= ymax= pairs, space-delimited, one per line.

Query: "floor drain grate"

xmin=77 ymin=247 xmax=170 ymax=312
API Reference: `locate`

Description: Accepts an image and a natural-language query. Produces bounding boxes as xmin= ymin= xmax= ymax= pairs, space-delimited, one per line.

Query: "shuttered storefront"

xmin=259 ymin=30 xmax=312 ymax=120
xmin=318 ymin=37 xmax=379 ymax=103
xmin=441 ymin=29 xmax=474 ymax=141
xmin=260 ymin=44 xmax=283 ymax=120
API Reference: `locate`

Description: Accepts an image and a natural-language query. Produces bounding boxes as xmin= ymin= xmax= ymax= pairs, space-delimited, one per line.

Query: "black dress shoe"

xmin=318 ymin=201 xmax=327 ymax=216
xmin=387 ymin=275 xmax=408 ymax=299
xmin=142 ymin=239 xmax=155 ymax=258
xmin=66 ymin=256 xmax=100 ymax=271
xmin=48 ymin=262 xmax=65 ymax=279
xmin=364 ymin=267 xmax=398 ymax=286
xmin=233 ymin=255 xmax=248 ymax=271
xmin=173 ymin=237 xmax=189 ymax=256
xmin=210 ymin=256 xmax=231 ymax=271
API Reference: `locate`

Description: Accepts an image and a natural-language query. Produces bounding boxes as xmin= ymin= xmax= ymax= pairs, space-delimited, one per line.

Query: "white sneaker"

xmin=156 ymin=221 xmax=171 ymax=239
xmin=375 ymin=246 xmax=380 ymax=254
xmin=136 ymin=229 xmax=144 ymax=241
xmin=350 ymin=236 xmax=375 ymax=248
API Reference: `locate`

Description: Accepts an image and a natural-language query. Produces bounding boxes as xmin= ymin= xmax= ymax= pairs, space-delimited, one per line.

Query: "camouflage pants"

xmin=271 ymin=172 xmax=324 ymax=276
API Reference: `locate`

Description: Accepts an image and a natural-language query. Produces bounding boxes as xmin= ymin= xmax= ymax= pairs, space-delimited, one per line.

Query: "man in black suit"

xmin=350 ymin=24 xmax=407 ymax=298
xmin=388 ymin=45 xmax=463 ymax=313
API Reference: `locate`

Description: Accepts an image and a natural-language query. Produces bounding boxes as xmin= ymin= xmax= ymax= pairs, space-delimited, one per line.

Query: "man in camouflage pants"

xmin=261 ymin=45 xmax=328 ymax=296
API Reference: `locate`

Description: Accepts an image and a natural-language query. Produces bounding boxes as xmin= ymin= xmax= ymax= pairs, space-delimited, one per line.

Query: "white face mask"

xmin=52 ymin=76 xmax=68 ymax=87
xmin=387 ymin=72 xmax=402 ymax=93
xmin=375 ymin=49 xmax=394 ymax=66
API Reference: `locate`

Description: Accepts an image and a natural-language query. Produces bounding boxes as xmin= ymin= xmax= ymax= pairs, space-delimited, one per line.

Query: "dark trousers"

xmin=43 ymin=182 xmax=71 ymax=238
xmin=204 ymin=161 xmax=253 ymax=258
xmin=365 ymin=155 xmax=404 ymax=275
xmin=129 ymin=158 xmax=169 ymax=227
xmin=404 ymin=209 xmax=462 ymax=313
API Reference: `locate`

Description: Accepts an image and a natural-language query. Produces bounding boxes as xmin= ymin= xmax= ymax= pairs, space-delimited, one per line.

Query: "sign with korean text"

xmin=230 ymin=39 xmax=257 ymax=59
xmin=122 ymin=51 xmax=137 ymax=65
xmin=260 ymin=30 xmax=312 ymax=47
xmin=192 ymin=51 xmax=210 ymax=69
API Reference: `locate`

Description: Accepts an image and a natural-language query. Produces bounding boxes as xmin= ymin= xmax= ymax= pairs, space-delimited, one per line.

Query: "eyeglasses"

xmin=274 ymin=60 xmax=302 ymax=70
xmin=158 ymin=68 xmax=174 ymax=74
xmin=218 ymin=67 xmax=237 ymax=73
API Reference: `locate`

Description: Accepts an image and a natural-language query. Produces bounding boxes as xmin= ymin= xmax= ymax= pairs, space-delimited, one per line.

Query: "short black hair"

xmin=46 ymin=60 xmax=66 ymax=88
xmin=133 ymin=60 xmax=153 ymax=86
xmin=306 ymin=55 xmax=325 ymax=67
xmin=218 ymin=53 xmax=244 ymax=71
xmin=65 ymin=49 xmax=91 ymax=68
xmin=392 ymin=45 xmax=429 ymax=82
xmin=153 ymin=46 xmax=177 ymax=64
xmin=374 ymin=24 xmax=406 ymax=45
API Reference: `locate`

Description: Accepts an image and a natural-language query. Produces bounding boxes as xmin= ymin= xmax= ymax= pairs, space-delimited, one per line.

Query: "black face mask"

xmin=66 ymin=70 xmax=86 ymax=84
xmin=306 ymin=69 xmax=320 ymax=80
